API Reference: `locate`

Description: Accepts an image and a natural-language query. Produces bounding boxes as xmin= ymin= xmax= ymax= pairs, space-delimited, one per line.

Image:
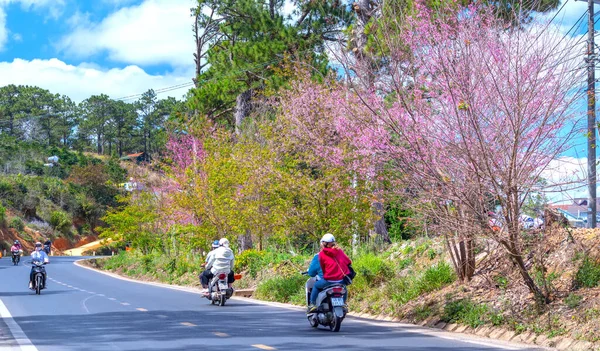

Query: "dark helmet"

xmin=14 ymin=240 xmax=19 ymax=245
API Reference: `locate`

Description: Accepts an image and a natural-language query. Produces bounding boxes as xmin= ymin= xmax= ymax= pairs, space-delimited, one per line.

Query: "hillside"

xmin=0 ymin=138 xmax=127 ymax=253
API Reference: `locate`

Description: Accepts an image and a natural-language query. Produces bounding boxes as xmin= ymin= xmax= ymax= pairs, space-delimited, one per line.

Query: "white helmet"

xmin=320 ymin=233 xmax=335 ymax=243
xmin=219 ymin=238 xmax=230 ymax=248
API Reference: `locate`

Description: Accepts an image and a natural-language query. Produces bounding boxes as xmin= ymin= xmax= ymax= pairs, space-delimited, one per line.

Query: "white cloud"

xmin=540 ymin=0 xmax=587 ymax=35
xmin=282 ymin=0 xmax=295 ymax=17
xmin=58 ymin=0 xmax=196 ymax=69
xmin=541 ymin=156 xmax=591 ymax=204
xmin=0 ymin=58 xmax=194 ymax=103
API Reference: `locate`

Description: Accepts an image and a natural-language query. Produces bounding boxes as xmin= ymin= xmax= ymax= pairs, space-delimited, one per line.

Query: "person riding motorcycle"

xmin=201 ymin=240 xmax=220 ymax=267
xmin=198 ymin=240 xmax=220 ymax=283
xmin=307 ymin=233 xmax=351 ymax=313
xmin=10 ymin=240 xmax=22 ymax=263
xmin=10 ymin=240 xmax=22 ymax=253
xmin=43 ymin=239 xmax=52 ymax=255
xmin=29 ymin=242 xmax=50 ymax=289
xmin=200 ymin=238 xmax=235 ymax=295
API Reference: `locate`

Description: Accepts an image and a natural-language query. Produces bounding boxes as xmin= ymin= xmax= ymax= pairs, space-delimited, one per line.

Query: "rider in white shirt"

xmin=200 ymin=238 xmax=235 ymax=294
xmin=29 ymin=242 xmax=49 ymax=289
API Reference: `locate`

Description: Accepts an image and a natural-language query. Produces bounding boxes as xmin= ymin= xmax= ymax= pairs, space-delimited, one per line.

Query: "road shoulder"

xmin=73 ymin=258 xmax=563 ymax=351
xmin=0 ymin=298 xmax=38 ymax=351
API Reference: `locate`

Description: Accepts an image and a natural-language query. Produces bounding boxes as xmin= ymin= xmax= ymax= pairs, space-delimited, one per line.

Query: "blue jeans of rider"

xmin=310 ymin=279 xmax=347 ymax=305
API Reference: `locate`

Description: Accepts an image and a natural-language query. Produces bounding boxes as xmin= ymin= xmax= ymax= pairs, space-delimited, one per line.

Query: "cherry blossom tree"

xmin=287 ymin=1 xmax=584 ymax=300
xmin=370 ymin=3 xmax=581 ymax=300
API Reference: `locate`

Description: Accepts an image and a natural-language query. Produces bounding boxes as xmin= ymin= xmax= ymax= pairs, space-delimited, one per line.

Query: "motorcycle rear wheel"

xmin=329 ymin=315 xmax=342 ymax=332
xmin=219 ymin=295 xmax=226 ymax=306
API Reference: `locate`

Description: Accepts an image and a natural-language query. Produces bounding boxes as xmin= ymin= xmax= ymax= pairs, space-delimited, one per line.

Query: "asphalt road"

xmin=0 ymin=256 xmax=548 ymax=351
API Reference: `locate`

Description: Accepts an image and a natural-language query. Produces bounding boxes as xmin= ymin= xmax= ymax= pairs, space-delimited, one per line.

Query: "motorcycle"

xmin=303 ymin=272 xmax=348 ymax=332
xmin=204 ymin=272 xmax=234 ymax=306
xmin=29 ymin=261 xmax=47 ymax=295
xmin=11 ymin=250 xmax=21 ymax=265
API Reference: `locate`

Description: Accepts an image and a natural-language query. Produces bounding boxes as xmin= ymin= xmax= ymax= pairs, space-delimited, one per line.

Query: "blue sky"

xmin=0 ymin=0 xmax=177 ymax=74
xmin=537 ymin=0 xmax=600 ymax=203
xmin=0 ymin=0 xmax=195 ymax=102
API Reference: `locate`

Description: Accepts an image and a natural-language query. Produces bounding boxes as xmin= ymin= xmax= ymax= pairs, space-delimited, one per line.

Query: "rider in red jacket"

xmin=319 ymin=246 xmax=351 ymax=281
xmin=308 ymin=233 xmax=351 ymax=313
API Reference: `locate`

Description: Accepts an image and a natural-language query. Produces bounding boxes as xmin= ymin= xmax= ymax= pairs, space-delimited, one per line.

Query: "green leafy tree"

xmin=79 ymin=94 xmax=114 ymax=154
xmin=135 ymin=90 xmax=158 ymax=158
xmin=100 ymin=193 xmax=161 ymax=254
xmin=0 ymin=85 xmax=24 ymax=138
xmin=190 ymin=0 xmax=351 ymax=132
xmin=108 ymin=100 xmax=137 ymax=157
xmin=55 ymin=96 xmax=78 ymax=147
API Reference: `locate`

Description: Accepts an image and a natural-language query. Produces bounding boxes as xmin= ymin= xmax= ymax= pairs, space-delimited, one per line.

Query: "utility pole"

xmin=587 ymin=0 xmax=597 ymax=228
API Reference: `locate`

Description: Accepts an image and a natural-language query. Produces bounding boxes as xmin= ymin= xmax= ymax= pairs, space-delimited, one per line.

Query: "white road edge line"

xmin=0 ymin=299 xmax=39 ymax=351
xmin=72 ymin=259 xmax=538 ymax=351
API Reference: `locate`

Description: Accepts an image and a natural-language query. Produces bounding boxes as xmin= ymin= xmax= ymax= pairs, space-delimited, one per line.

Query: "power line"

xmin=114 ymin=82 xmax=195 ymax=101
xmin=115 ymin=45 xmax=328 ymax=102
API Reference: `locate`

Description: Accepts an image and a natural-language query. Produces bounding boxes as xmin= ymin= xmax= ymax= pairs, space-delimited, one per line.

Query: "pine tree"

xmin=190 ymin=0 xmax=351 ymax=132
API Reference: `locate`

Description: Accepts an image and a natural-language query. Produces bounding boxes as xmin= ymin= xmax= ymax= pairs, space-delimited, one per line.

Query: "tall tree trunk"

xmin=148 ymin=129 xmax=152 ymax=157
xmin=444 ymin=207 xmax=476 ymax=282
xmin=234 ymin=89 xmax=252 ymax=135
xmin=143 ymin=129 xmax=148 ymax=156
xmin=445 ymin=233 xmax=475 ymax=282
xmin=8 ymin=112 xmax=14 ymax=136
xmin=500 ymin=238 xmax=548 ymax=303
xmin=352 ymin=0 xmax=376 ymax=88
xmin=194 ymin=11 xmax=202 ymax=87
xmin=238 ymin=229 xmax=253 ymax=251
xmin=466 ymin=235 xmax=475 ymax=278
xmin=97 ymin=133 xmax=102 ymax=154
xmin=373 ymin=202 xmax=391 ymax=243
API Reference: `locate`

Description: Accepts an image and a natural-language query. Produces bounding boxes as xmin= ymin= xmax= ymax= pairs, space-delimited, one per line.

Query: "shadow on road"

xmin=0 ymin=290 xmax=73 ymax=297
xmin=14 ymin=306 xmax=544 ymax=351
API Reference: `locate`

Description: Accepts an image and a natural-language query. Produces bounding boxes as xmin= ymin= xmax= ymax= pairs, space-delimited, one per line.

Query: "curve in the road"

xmin=0 ymin=256 xmax=548 ymax=351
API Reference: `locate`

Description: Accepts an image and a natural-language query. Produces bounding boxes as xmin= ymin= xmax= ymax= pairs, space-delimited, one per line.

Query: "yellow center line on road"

xmin=180 ymin=322 xmax=197 ymax=327
xmin=252 ymin=345 xmax=277 ymax=350
xmin=136 ymin=308 xmax=148 ymax=312
xmin=212 ymin=332 xmax=229 ymax=337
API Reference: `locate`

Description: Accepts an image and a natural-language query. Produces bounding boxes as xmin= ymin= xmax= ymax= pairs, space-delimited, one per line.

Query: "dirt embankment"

xmin=0 ymin=210 xmax=98 ymax=256
xmin=394 ymin=227 xmax=600 ymax=347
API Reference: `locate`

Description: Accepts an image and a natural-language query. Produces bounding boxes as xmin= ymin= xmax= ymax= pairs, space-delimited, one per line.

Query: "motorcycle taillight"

xmin=218 ymin=273 xmax=227 ymax=280
xmin=332 ymin=287 xmax=344 ymax=294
